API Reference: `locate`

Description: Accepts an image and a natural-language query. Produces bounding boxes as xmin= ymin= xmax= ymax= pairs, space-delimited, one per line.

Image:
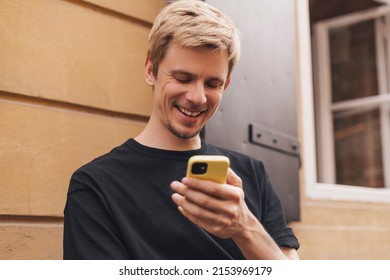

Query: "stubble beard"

xmin=166 ymin=122 xmax=202 ymax=140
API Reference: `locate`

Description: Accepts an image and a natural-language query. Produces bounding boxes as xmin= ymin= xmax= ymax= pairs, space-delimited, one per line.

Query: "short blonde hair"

xmin=148 ymin=0 xmax=240 ymax=78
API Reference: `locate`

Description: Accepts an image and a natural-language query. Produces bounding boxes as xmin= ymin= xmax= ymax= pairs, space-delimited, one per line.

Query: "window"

xmin=297 ymin=2 xmax=390 ymax=202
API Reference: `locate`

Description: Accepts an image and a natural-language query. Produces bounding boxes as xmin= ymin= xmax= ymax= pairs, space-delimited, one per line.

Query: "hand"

xmin=171 ymin=169 xmax=298 ymax=259
xmin=170 ymin=168 xmax=252 ymax=239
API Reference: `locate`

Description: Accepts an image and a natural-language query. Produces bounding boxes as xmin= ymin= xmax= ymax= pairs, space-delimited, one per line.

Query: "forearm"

xmin=231 ymin=213 xmax=296 ymax=260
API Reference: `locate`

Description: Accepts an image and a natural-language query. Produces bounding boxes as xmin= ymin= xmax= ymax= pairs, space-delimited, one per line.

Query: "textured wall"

xmin=0 ymin=0 xmax=165 ymax=259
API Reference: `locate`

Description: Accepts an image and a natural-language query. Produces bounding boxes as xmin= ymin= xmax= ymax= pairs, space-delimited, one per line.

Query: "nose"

xmin=186 ymin=81 xmax=207 ymax=105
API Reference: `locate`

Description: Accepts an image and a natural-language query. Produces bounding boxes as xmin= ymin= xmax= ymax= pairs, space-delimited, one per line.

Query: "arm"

xmin=227 ymin=208 xmax=299 ymax=260
xmin=170 ymin=168 xmax=299 ymax=260
xmin=63 ymin=173 xmax=130 ymax=260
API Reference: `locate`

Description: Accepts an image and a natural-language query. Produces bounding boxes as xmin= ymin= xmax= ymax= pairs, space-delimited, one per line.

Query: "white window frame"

xmin=297 ymin=1 xmax=390 ymax=203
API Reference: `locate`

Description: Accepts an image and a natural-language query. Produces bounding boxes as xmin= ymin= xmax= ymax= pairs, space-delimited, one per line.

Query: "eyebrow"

xmin=170 ymin=70 xmax=194 ymax=77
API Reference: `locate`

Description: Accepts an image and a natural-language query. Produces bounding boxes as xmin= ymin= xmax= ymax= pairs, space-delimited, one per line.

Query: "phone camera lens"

xmin=192 ymin=163 xmax=208 ymax=174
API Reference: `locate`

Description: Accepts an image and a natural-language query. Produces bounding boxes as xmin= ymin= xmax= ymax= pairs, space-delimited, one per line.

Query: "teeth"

xmin=178 ymin=106 xmax=201 ymax=117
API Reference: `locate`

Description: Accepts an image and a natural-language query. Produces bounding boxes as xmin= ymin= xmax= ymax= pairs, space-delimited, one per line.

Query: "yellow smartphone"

xmin=186 ymin=155 xmax=230 ymax=184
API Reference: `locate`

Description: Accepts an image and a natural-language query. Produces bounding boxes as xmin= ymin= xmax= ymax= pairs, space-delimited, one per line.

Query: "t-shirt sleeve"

xmin=63 ymin=170 xmax=130 ymax=260
xmin=261 ymin=167 xmax=300 ymax=250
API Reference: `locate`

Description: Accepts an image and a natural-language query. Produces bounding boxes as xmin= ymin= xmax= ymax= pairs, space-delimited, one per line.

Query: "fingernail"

xmin=182 ymin=177 xmax=189 ymax=184
xmin=170 ymin=181 xmax=179 ymax=190
xmin=171 ymin=193 xmax=181 ymax=204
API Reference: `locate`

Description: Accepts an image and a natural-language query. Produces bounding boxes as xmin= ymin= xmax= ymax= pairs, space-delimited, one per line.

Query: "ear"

xmin=144 ymin=56 xmax=155 ymax=86
xmin=223 ymin=76 xmax=231 ymax=91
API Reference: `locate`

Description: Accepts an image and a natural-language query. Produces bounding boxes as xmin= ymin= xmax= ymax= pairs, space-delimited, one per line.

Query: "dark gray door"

xmin=205 ymin=0 xmax=300 ymax=221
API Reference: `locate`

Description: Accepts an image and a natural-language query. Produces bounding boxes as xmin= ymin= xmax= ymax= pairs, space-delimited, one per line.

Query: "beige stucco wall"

xmin=291 ymin=198 xmax=390 ymax=259
xmin=0 ymin=0 xmax=165 ymax=259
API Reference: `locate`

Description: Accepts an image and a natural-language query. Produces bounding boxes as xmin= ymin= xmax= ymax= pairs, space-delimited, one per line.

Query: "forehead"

xmin=160 ymin=43 xmax=229 ymax=79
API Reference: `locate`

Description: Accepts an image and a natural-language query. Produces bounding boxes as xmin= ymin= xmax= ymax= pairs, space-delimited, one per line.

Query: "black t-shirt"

xmin=63 ymin=139 xmax=299 ymax=259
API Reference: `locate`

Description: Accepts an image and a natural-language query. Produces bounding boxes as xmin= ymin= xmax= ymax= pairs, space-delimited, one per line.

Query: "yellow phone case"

xmin=186 ymin=155 xmax=230 ymax=184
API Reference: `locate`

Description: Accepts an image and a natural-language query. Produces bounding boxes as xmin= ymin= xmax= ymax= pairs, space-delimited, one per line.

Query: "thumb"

xmin=227 ymin=167 xmax=243 ymax=188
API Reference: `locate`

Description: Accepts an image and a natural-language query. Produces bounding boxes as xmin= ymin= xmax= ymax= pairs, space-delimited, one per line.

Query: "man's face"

xmin=145 ymin=43 xmax=230 ymax=140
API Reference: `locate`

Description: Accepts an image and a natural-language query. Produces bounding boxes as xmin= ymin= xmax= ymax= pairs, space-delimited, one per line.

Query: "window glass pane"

xmin=329 ymin=20 xmax=378 ymax=102
xmin=333 ymin=109 xmax=384 ymax=188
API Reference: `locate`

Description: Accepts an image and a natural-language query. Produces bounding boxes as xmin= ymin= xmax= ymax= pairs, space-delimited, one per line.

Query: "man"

xmin=63 ymin=0 xmax=299 ymax=260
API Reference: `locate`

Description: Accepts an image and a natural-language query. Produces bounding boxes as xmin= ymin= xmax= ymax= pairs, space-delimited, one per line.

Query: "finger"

xmin=170 ymin=180 xmax=186 ymax=195
xmin=182 ymin=176 xmax=242 ymax=202
xmin=171 ymin=180 xmax=235 ymax=218
xmin=172 ymin=190 xmax=214 ymax=217
xmin=172 ymin=185 xmax=236 ymax=219
xmin=183 ymin=188 xmax=234 ymax=213
xmin=179 ymin=206 xmax=191 ymax=217
xmin=172 ymin=193 xmax=196 ymax=220
xmin=181 ymin=177 xmax=230 ymax=198
xmin=175 ymin=194 xmax=217 ymax=222
xmin=178 ymin=201 xmax=231 ymax=226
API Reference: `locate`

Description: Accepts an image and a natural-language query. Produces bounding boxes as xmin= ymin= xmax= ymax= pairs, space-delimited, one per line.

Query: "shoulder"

xmin=77 ymin=141 xmax=128 ymax=171
xmin=68 ymin=140 xmax=133 ymax=191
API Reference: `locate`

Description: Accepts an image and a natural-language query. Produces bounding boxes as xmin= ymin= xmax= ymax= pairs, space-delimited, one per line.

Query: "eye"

xmin=173 ymin=73 xmax=193 ymax=83
xmin=206 ymin=79 xmax=224 ymax=89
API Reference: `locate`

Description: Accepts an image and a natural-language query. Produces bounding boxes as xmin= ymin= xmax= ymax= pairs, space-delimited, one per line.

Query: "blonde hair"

xmin=148 ymin=0 xmax=240 ymax=78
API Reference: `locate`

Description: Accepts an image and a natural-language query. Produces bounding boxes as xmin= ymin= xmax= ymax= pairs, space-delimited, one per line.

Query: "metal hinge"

xmin=248 ymin=124 xmax=300 ymax=157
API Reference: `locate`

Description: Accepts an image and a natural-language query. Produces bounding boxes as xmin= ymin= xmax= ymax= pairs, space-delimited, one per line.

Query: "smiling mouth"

xmin=176 ymin=106 xmax=203 ymax=118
